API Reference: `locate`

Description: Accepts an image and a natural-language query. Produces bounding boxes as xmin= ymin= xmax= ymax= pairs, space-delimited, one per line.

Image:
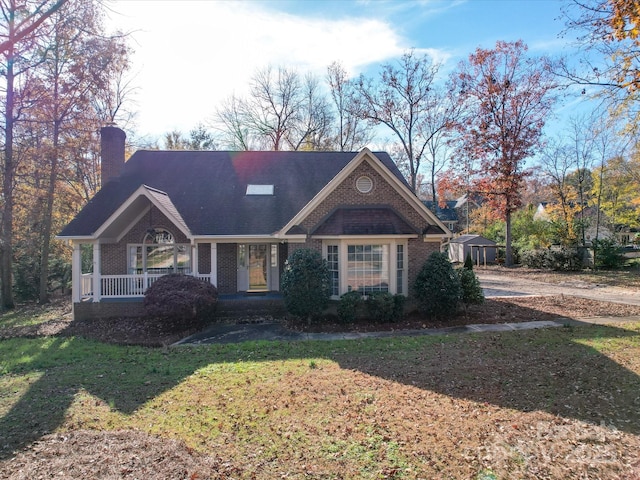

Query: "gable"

xmin=281 ymin=150 xmax=449 ymax=238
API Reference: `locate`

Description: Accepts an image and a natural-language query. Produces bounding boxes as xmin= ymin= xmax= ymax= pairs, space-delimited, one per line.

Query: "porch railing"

xmin=80 ymin=273 xmax=215 ymax=300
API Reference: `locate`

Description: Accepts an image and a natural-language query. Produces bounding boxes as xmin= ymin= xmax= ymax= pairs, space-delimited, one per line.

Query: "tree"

xmin=163 ymin=124 xmax=216 ymax=150
xmin=452 ymin=40 xmax=557 ymax=266
xmin=326 ymin=61 xmax=371 ymax=151
xmin=1 ymin=0 xmax=69 ymax=309
xmin=559 ymin=0 xmax=640 ymax=131
xmin=350 ymin=50 xmax=444 ymax=192
xmin=214 ymin=66 xmax=332 ymax=151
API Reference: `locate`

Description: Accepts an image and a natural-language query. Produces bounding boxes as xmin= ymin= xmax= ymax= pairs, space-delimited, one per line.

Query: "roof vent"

xmin=356 ymin=175 xmax=373 ymax=194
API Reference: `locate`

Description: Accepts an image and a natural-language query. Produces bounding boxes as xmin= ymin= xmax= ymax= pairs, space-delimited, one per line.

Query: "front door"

xmin=248 ymin=244 xmax=268 ymax=291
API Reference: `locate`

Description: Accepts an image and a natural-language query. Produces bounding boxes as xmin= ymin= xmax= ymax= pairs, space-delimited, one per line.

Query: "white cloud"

xmin=107 ymin=1 xmax=422 ymax=138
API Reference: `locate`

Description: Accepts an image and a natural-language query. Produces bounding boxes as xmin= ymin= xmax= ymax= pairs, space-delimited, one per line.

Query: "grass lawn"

xmin=2 ymin=322 xmax=640 ymax=478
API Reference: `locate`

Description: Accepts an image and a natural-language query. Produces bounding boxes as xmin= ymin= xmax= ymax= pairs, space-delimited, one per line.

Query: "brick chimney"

xmin=100 ymin=126 xmax=126 ymax=186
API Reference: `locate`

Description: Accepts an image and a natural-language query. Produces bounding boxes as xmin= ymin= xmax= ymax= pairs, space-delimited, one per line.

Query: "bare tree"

xmin=326 ymin=61 xmax=371 ymax=151
xmin=350 ymin=50 xmax=442 ymax=192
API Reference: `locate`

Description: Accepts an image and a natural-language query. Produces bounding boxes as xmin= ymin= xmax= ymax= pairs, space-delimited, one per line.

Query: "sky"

xmin=105 ymin=0 xmax=580 ymax=143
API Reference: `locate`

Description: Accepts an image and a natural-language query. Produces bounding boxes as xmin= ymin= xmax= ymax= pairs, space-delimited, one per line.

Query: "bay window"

xmin=324 ymin=240 xmax=407 ymax=298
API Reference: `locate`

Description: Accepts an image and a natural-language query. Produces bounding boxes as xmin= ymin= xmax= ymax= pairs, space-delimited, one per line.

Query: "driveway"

xmin=476 ymin=271 xmax=640 ymax=306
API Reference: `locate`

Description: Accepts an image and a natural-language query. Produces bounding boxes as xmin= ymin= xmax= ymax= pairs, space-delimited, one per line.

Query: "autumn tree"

xmin=559 ymin=0 xmax=640 ymax=130
xmin=452 ymin=40 xmax=557 ymax=266
xmin=350 ymin=51 xmax=444 ymax=192
xmin=23 ymin=0 xmax=131 ymax=303
xmin=0 ymin=0 xmax=69 ymax=309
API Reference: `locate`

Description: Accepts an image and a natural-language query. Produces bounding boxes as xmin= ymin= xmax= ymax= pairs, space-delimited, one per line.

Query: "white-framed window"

xmin=128 ymin=228 xmax=191 ymax=274
xmin=324 ymin=240 xmax=407 ymax=298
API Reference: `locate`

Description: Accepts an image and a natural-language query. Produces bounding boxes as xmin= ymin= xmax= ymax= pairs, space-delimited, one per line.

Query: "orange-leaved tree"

xmin=448 ymin=40 xmax=557 ymax=266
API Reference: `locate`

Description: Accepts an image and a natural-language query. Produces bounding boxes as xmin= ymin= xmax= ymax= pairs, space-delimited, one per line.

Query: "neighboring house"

xmin=423 ymin=200 xmax=459 ymax=233
xmin=59 ymin=127 xmax=451 ymax=320
xmin=448 ymin=234 xmax=497 ymax=264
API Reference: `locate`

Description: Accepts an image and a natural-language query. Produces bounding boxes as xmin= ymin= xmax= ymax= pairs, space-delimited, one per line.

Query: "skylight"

xmin=246 ymin=184 xmax=274 ymax=195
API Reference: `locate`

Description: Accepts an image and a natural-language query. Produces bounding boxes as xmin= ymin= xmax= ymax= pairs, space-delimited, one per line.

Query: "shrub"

xmin=593 ymin=238 xmax=626 ymax=269
xmin=281 ymin=248 xmax=330 ymax=319
xmin=365 ymin=291 xmax=396 ymax=323
xmin=463 ymin=251 xmax=474 ymax=270
xmin=413 ymin=251 xmax=461 ymax=318
xmin=337 ymin=291 xmax=363 ymax=323
xmin=459 ymin=267 xmax=484 ymax=307
xmin=520 ymin=247 xmax=583 ymax=271
xmin=143 ymin=274 xmax=218 ymax=332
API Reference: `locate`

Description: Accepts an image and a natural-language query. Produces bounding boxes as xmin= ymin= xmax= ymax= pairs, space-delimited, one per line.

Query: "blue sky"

xmin=107 ymin=0 xmax=579 ymax=142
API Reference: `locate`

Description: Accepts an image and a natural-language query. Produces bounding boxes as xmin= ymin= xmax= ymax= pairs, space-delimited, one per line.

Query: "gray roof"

xmin=422 ymin=200 xmax=459 ymax=222
xmin=59 ymin=150 xmax=407 ymax=238
xmin=450 ymin=234 xmax=496 ymax=245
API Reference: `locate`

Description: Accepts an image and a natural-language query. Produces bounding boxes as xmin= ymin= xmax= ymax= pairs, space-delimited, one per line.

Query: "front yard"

xmin=1 ymin=319 xmax=640 ymax=478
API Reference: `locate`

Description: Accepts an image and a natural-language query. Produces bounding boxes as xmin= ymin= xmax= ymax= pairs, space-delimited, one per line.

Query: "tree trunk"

xmin=1 ymin=34 xmax=16 ymax=310
xmin=505 ymin=209 xmax=513 ymax=267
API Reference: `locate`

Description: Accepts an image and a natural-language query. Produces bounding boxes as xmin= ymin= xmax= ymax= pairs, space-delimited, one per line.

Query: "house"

xmin=58 ymin=127 xmax=451 ymax=320
xmin=448 ymin=234 xmax=497 ymax=264
xmin=422 ymin=200 xmax=459 ymax=232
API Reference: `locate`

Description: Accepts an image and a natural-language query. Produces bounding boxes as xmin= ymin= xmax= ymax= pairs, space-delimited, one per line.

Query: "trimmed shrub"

xmin=413 ymin=251 xmax=461 ymax=318
xmin=337 ymin=291 xmax=363 ymax=323
xmin=143 ymin=274 xmax=218 ymax=332
xmin=459 ymin=267 xmax=484 ymax=307
xmin=365 ymin=291 xmax=396 ymax=323
xmin=281 ymin=248 xmax=331 ymax=319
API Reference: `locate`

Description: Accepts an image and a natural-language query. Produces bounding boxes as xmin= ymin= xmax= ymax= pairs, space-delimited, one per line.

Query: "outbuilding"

xmin=448 ymin=234 xmax=497 ymax=265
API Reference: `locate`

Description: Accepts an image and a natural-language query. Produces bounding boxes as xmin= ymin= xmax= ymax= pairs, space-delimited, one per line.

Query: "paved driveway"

xmin=476 ymin=272 xmax=640 ymax=306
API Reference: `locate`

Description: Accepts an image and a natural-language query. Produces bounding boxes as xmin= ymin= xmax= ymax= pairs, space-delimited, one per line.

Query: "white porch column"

xmin=192 ymin=242 xmax=199 ymax=275
xmin=72 ymin=242 xmax=82 ymax=303
xmin=92 ymin=242 xmax=101 ymax=302
xmin=210 ymin=242 xmax=217 ymax=286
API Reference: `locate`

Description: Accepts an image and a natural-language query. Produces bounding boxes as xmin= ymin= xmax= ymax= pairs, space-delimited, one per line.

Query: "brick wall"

xmin=217 ymin=243 xmax=237 ymax=294
xmin=301 ymin=160 xmax=428 ymax=233
xmin=74 ymin=300 xmax=145 ymax=321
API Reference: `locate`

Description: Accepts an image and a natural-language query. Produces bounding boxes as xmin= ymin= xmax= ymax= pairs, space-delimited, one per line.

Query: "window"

xmin=325 ymin=240 xmax=407 ymax=298
xmin=396 ymin=244 xmax=404 ymax=295
xmin=128 ymin=229 xmax=191 ymax=274
xmin=347 ymin=244 xmax=389 ymax=293
xmin=327 ymin=245 xmax=339 ymax=296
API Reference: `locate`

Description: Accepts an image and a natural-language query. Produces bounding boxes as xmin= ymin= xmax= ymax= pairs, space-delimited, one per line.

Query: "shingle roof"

xmin=311 ymin=207 xmax=419 ymax=236
xmin=422 ymin=200 xmax=459 ymax=222
xmin=59 ymin=150 xmax=406 ymax=238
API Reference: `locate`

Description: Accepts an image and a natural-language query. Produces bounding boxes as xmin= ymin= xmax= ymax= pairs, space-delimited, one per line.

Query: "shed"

xmin=448 ymin=234 xmax=497 ymax=264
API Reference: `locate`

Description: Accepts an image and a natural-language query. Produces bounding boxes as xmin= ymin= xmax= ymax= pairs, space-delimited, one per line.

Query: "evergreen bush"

xmin=593 ymin=238 xmax=626 ymax=269
xmin=459 ymin=267 xmax=484 ymax=307
xmin=365 ymin=291 xmax=396 ymax=323
xmin=413 ymin=251 xmax=461 ymax=318
xmin=337 ymin=291 xmax=362 ymax=323
xmin=143 ymin=274 xmax=218 ymax=332
xmin=281 ymin=248 xmax=330 ymax=319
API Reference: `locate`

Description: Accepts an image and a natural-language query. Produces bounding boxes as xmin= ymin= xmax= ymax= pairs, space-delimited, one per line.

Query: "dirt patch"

xmin=0 ymin=429 xmax=240 ymax=479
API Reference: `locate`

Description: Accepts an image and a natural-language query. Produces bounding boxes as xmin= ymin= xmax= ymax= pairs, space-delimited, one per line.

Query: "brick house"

xmin=59 ymin=127 xmax=451 ymax=320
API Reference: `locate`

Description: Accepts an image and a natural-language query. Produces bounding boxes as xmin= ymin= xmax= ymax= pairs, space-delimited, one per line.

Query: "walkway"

xmin=174 ymin=273 xmax=640 ymax=346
